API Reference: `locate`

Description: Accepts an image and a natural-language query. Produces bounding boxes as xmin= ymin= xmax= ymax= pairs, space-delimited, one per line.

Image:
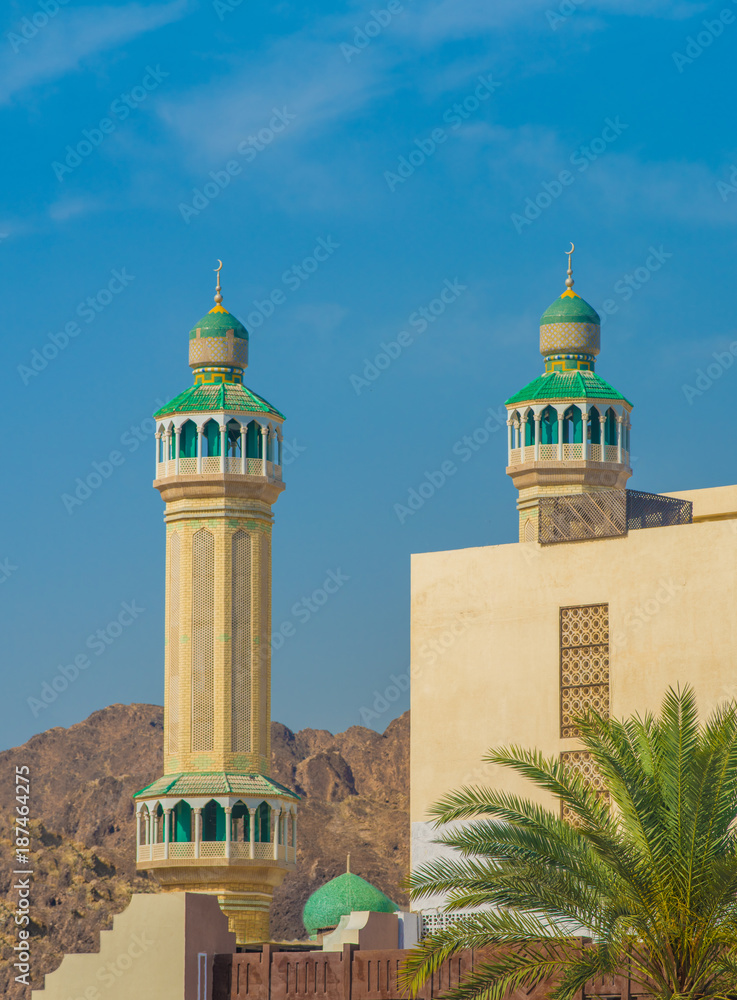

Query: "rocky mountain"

xmin=0 ymin=705 xmax=409 ymax=998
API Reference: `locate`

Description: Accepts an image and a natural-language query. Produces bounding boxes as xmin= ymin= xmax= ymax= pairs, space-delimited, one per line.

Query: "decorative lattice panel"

xmin=259 ymin=534 xmax=271 ymax=758
xmin=539 ymin=490 xmax=692 ymax=546
xmin=191 ymin=529 xmax=215 ymax=752
xmin=560 ymin=604 xmax=609 ymax=738
xmin=560 ymin=750 xmax=607 ymax=823
xmin=168 ymin=532 xmax=180 ymax=754
xmin=231 ymin=530 xmax=252 ymax=753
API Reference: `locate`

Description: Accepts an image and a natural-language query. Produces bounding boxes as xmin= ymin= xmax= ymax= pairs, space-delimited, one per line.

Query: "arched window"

xmin=179 ymin=420 xmax=197 ymax=458
xmin=540 ymin=406 xmax=558 ymax=445
xmin=203 ymin=419 xmax=220 ymax=457
xmin=588 ymin=406 xmax=601 ymax=444
xmin=227 ymin=419 xmax=242 ymax=458
xmin=202 ymin=800 xmax=226 ymax=842
xmin=256 ymin=802 xmax=270 ymax=843
xmin=246 ymin=421 xmax=263 ymax=459
xmin=563 ymin=406 xmax=582 ymax=444
xmin=605 ymin=408 xmax=618 ymax=446
xmin=524 ymin=410 xmax=535 ymax=447
xmin=168 ymin=423 xmax=176 ymax=459
xmin=172 ymin=801 xmax=192 ymax=842
xmin=231 ymin=802 xmax=250 ymax=841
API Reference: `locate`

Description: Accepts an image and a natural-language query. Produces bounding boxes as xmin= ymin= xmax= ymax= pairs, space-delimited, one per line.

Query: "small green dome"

xmin=302 ymin=872 xmax=398 ymax=938
xmin=541 ymin=290 xmax=600 ymax=326
xmin=189 ymin=306 xmax=248 ymax=341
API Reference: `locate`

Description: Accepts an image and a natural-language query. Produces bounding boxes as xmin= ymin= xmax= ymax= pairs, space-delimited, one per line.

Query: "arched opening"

xmin=588 ymin=406 xmax=601 ymax=444
xmin=605 ymin=407 xmax=618 ymax=446
xmin=563 ymin=405 xmax=582 ymax=444
xmin=246 ymin=421 xmax=263 ymax=459
xmin=168 ymin=422 xmax=176 ymax=459
xmin=172 ymin=800 xmax=192 ymax=842
xmin=226 ymin=419 xmax=242 ymax=458
xmin=231 ymin=801 xmax=250 ymax=841
xmin=179 ymin=419 xmax=197 ymax=458
xmin=155 ymin=803 xmax=164 ymax=843
xmin=202 ymin=799 xmax=226 ymax=842
xmin=255 ymin=801 xmax=270 ymax=842
xmin=157 ymin=425 xmax=166 ymax=462
xmin=540 ymin=406 xmax=558 ymax=445
xmin=203 ymin=418 xmax=221 ymax=457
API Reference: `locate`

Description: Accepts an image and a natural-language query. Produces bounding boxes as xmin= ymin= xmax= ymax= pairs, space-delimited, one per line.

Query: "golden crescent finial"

xmin=214 ymin=259 xmax=223 ymax=306
xmin=564 ymin=243 xmax=575 ymax=290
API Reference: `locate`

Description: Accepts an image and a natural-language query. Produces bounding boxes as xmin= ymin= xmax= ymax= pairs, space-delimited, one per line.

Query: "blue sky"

xmin=1 ymin=0 xmax=736 ymax=751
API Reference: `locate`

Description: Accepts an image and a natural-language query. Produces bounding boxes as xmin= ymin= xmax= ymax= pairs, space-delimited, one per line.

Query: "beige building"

xmin=409 ymin=256 xmax=737 ymax=910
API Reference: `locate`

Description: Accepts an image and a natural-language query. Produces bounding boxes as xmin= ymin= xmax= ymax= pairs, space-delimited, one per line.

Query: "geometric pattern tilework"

xmin=231 ymin=530 xmax=252 ymax=755
xmin=259 ymin=534 xmax=271 ymax=762
xmin=154 ymin=381 xmax=283 ymax=419
xmin=191 ymin=529 xmax=215 ymax=753
xmin=189 ymin=336 xmax=249 ymax=368
xmin=540 ymin=321 xmax=600 ymax=356
xmin=168 ymin=532 xmax=180 ymax=755
xmin=560 ymin=604 xmax=609 ymax=738
xmin=134 ymin=771 xmax=299 ymax=799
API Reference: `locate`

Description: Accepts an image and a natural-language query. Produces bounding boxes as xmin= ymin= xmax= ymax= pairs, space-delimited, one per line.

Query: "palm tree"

xmin=402 ymin=687 xmax=737 ymax=1000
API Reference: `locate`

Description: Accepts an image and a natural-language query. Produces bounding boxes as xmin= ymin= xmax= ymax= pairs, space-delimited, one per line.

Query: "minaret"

xmin=505 ymin=245 xmax=633 ymax=542
xmin=134 ymin=263 xmax=298 ymax=945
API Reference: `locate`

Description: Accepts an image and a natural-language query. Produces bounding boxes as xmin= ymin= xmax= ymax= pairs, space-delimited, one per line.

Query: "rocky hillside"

xmin=0 ymin=705 xmax=409 ymax=998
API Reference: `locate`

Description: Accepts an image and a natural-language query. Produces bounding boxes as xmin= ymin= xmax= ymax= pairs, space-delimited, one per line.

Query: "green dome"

xmin=189 ymin=306 xmax=248 ymax=341
xmin=302 ymin=872 xmax=398 ymax=937
xmin=541 ymin=290 xmax=600 ymax=326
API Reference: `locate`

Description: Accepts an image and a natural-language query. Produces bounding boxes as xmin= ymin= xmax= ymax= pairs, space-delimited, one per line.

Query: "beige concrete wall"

xmin=410 ymin=487 xmax=737 ymax=873
xmin=32 ymin=892 xmax=234 ymax=1000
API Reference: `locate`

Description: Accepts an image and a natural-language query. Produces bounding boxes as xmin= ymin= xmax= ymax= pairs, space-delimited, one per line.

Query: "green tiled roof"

xmin=506 ymin=370 xmax=631 ymax=406
xmin=189 ymin=309 xmax=248 ymax=340
xmin=541 ymin=291 xmax=600 ymax=325
xmin=302 ymin=873 xmax=398 ymax=937
xmin=134 ymin=772 xmax=300 ymax=800
xmin=154 ymin=382 xmax=284 ymax=419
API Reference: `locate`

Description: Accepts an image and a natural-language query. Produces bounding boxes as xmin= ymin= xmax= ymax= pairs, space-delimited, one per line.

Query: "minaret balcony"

xmin=509 ymin=443 xmax=626 ymax=465
xmin=137 ymin=840 xmax=296 ymax=864
xmin=155 ymin=456 xmax=282 ymax=481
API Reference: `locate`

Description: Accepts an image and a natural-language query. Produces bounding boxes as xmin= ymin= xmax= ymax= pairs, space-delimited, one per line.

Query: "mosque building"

xmin=409 ymin=248 xmax=737 ymax=913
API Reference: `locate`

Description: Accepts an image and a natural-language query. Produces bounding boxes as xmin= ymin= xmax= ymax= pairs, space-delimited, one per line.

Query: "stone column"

xmin=194 ymin=808 xmax=202 ymax=859
xmin=557 ymin=412 xmax=564 ymax=461
xmin=164 ymin=429 xmax=172 ymax=475
xmin=506 ymin=419 xmax=513 ymax=464
xmin=154 ymin=432 xmax=161 ymax=477
xmin=240 ymin=424 xmax=247 ymax=475
xmin=261 ymin=426 xmax=268 ymax=477
xmin=225 ymin=806 xmax=232 ymax=859
xmin=197 ymin=424 xmax=204 ymax=474
xmin=164 ymin=808 xmax=171 ymax=859
xmin=599 ymin=415 xmax=607 ymax=459
xmin=534 ymin=413 xmax=541 ymax=461
xmin=272 ymin=807 xmax=282 ymax=860
xmin=582 ymin=412 xmax=589 ymax=461
xmin=174 ymin=426 xmax=181 ymax=476
xmin=220 ymin=424 xmax=227 ymax=474
xmin=249 ymin=807 xmax=256 ymax=860
xmin=277 ymin=430 xmax=283 ymax=467
xmin=617 ymin=414 xmax=623 ymax=464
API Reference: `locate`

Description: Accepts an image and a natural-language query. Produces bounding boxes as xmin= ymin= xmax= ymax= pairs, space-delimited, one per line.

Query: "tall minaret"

xmin=134 ymin=263 xmax=298 ymax=945
xmin=505 ymin=245 xmax=633 ymax=541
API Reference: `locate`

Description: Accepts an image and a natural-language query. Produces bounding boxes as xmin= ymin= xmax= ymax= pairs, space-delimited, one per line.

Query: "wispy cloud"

xmin=0 ymin=0 xmax=189 ymax=104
